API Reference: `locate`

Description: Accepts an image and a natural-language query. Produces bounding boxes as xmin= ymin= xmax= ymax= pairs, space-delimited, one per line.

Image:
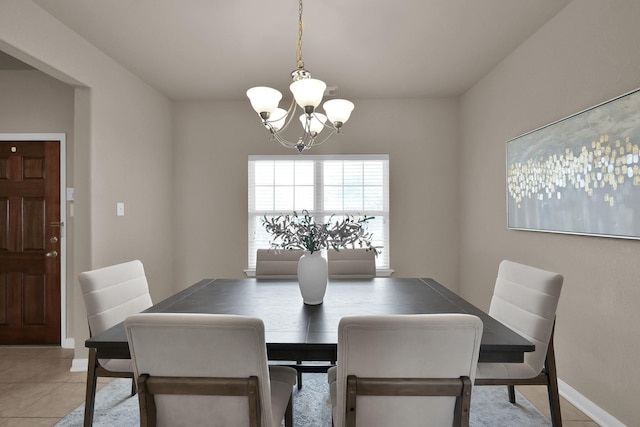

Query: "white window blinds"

xmin=248 ymin=154 xmax=389 ymax=269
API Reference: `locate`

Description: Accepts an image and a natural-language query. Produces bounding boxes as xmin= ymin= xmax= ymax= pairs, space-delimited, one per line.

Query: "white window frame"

xmin=247 ymin=154 xmax=391 ymax=276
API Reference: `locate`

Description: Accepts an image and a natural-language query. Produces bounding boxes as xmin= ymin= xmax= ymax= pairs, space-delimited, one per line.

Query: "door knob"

xmin=46 ymin=251 xmax=58 ymax=258
xmin=50 ymin=236 xmax=58 ymax=243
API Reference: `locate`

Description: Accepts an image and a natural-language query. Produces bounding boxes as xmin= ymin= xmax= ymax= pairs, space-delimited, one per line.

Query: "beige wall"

xmin=0 ymin=0 xmax=174 ymax=358
xmin=0 ymin=70 xmax=73 ymax=132
xmin=172 ymin=98 xmax=461 ymax=288
xmin=460 ymin=0 xmax=640 ymax=424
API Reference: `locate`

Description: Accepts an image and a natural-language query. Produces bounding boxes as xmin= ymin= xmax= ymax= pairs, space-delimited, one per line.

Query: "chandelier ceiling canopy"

xmin=246 ymin=0 xmax=354 ymax=153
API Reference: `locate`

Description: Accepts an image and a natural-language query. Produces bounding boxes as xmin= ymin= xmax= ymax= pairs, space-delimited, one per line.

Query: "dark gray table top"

xmin=86 ymin=277 xmax=534 ymax=363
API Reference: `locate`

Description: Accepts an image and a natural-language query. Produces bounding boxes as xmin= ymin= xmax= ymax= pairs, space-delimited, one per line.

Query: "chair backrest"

xmin=327 ymin=249 xmax=376 ymax=279
xmin=334 ymin=314 xmax=483 ymax=427
xmin=78 ymin=260 xmax=153 ymax=336
xmin=489 ymin=260 xmax=564 ymax=377
xmin=255 ymin=249 xmax=303 ymax=279
xmin=125 ymin=313 xmax=277 ymax=427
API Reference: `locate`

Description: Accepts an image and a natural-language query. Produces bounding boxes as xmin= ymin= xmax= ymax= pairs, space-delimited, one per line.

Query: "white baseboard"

xmin=61 ymin=337 xmax=74 ymax=349
xmin=558 ymin=378 xmax=626 ymax=427
xmin=71 ymin=358 xmax=88 ymax=372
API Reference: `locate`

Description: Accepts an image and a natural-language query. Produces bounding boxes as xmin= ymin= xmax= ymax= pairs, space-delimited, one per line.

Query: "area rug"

xmin=57 ymin=374 xmax=550 ymax=426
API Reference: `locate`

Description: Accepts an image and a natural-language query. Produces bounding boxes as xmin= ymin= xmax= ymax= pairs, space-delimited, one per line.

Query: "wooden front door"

xmin=0 ymin=141 xmax=61 ymax=344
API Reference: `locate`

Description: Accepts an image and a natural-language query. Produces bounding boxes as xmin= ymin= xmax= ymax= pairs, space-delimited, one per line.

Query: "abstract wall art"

xmin=507 ymin=88 xmax=640 ymax=239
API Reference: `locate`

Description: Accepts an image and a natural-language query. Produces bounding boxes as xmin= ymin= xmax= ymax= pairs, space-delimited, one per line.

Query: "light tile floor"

xmin=0 ymin=347 xmax=109 ymax=427
xmin=0 ymin=346 xmax=599 ymax=426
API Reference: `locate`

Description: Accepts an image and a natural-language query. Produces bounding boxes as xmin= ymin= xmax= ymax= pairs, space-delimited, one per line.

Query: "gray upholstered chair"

xmin=78 ymin=259 xmax=153 ymax=427
xmin=329 ymin=314 xmax=483 ymax=427
xmin=327 ymin=248 xmax=376 ymax=279
xmin=125 ymin=313 xmax=297 ymax=427
xmin=475 ymin=260 xmax=564 ymax=427
xmin=255 ymin=249 xmax=303 ymax=279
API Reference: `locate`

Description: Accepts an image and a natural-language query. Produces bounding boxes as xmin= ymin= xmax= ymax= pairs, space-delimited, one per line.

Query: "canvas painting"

xmin=507 ymin=88 xmax=640 ymax=239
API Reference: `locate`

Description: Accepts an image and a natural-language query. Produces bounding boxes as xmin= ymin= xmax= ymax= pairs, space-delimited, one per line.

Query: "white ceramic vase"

xmin=297 ymin=250 xmax=328 ymax=305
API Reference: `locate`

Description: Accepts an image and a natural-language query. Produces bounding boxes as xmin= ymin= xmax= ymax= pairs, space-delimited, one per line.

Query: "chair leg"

xmin=284 ymin=395 xmax=293 ymax=427
xmin=297 ymin=361 xmax=302 ymax=390
xmin=83 ymin=348 xmax=99 ymax=427
xmin=508 ymin=385 xmax=516 ymax=403
xmin=545 ymin=337 xmax=563 ymax=427
xmin=131 ymin=378 xmax=137 ymax=396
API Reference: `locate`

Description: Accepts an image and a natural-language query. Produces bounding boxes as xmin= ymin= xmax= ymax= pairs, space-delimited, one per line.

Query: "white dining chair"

xmin=255 ymin=249 xmax=303 ymax=279
xmin=78 ymin=259 xmax=153 ymax=427
xmin=474 ymin=260 xmax=564 ymax=427
xmin=327 ymin=248 xmax=376 ymax=279
xmin=125 ymin=313 xmax=297 ymax=427
xmin=329 ymin=313 xmax=483 ymax=427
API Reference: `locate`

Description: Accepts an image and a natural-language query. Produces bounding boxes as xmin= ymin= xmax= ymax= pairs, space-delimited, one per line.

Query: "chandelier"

xmin=246 ymin=0 xmax=354 ymax=153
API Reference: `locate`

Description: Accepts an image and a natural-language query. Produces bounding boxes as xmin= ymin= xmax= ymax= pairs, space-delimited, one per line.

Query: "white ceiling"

xmin=28 ymin=0 xmax=571 ymax=101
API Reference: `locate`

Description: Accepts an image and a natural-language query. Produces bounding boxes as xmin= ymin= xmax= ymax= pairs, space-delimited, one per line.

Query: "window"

xmin=248 ymin=154 xmax=389 ymax=270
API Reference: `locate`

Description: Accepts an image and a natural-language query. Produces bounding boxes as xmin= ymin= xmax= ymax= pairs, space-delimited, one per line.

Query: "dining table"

xmin=83 ymin=277 xmax=534 ymax=426
xmin=86 ymin=277 xmax=533 ymax=362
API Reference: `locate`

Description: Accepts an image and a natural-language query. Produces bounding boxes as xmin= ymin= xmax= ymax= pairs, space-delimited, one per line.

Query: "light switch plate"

xmin=116 ymin=202 xmax=125 ymax=216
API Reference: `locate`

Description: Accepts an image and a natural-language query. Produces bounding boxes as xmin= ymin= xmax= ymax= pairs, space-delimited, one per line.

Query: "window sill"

xmin=244 ymin=268 xmax=394 ymax=278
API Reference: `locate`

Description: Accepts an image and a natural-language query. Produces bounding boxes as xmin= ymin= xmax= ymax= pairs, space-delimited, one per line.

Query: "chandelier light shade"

xmin=300 ymin=112 xmax=327 ymax=135
xmin=290 ymin=78 xmax=326 ymax=110
xmin=246 ymin=87 xmax=282 ymax=118
xmin=246 ymin=0 xmax=354 ymax=153
xmin=269 ymin=108 xmax=288 ymax=131
xmin=323 ymin=99 xmax=355 ymax=127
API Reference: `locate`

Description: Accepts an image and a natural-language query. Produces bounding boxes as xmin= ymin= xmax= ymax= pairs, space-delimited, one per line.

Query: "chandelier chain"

xmin=296 ymin=0 xmax=304 ymax=69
